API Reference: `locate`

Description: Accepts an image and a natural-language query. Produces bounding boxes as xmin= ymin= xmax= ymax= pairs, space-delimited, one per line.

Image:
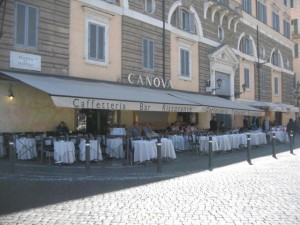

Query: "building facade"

xmin=0 ymin=0 xmax=297 ymax=134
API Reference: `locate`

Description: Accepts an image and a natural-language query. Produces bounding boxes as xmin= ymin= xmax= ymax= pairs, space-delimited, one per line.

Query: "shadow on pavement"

xmin=0 ymin=137 xmax=299 ymax=216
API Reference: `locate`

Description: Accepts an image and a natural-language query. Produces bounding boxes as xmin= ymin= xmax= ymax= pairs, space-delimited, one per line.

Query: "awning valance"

xmin=243 ymin=100 xmax=299 ymax=113
xmin=1 ymin=71 xmax=264 ymax=116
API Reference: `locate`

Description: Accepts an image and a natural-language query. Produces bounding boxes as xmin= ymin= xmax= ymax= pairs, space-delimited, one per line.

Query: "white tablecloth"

xmin=16 ymin=138 xmax=37 ymax=160
xmin=215 ymin=135 xmax=231 ymax=151
xmin=79 ymin=140 xmax=103 ymax=161
xmin=169 ymin=135 xmax=188 ymax=151
xmin=249 ymin=132 xmax=267 ymax=146
xmin=132 ymin=140 xmax=157 ymax=163
xmin=268 ymin=131 xmax=289 ymax=143
xmin=198 ymin=136 xmax=219 ymax=152
xmin=106 ymin=138 xmax=124 ymax=159
xmin=160 ymin=138 xmax=176 ymax=159
xmin=54 ymin=141 xmax=75 ymax=164
xmin=111 ymin=128 xmax=126 ymax=135
xmin=0 ymin=136 xmax=4 ymax=156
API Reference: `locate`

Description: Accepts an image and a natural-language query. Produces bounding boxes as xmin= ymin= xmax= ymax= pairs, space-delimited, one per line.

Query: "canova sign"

xmin=127 ymin=74 xmax=172 ymax=89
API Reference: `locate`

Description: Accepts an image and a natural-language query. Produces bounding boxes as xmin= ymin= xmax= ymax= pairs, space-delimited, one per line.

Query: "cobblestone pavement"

xmin=0 ymin=144 xmax=300 ymax=224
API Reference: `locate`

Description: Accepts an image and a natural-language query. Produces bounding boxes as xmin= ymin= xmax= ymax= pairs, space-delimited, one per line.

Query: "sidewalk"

xmin=0 ymin=136 xmax=299 ymax=180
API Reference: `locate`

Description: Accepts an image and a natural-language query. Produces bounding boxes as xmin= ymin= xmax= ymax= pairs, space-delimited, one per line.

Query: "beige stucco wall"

xmin=0 ymin=82 xmax=75 ymax=133
xmin=239 ymin=61 xmax=255 ymax=100
xmin=69 ymin=1 xmax=121 ymax=81
xmin=170 ymin=33 xmax=199 ymax=92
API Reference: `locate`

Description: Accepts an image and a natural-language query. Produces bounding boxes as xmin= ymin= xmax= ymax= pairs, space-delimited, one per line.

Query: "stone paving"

xmin=0 ymin=140 xmax=300 ymax=225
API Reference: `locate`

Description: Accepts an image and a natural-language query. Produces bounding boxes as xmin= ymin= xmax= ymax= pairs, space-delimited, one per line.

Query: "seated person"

xmin=56 ymin=121 xmax=69 ymax=135
xmin=142 ymin=122 xmax=158 ymax=138
xmin=131 ymin=121 xmax=141 ymax=137
xmin=219 ymin=121 xmax=226 ymax=133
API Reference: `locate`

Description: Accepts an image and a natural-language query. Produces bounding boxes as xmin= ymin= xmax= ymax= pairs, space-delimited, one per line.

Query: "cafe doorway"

xmin=76 ymin=109 xmax=114 ymax=134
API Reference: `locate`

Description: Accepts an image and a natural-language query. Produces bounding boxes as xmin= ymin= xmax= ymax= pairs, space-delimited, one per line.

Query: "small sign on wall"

xmin=10 ymin=51 xmax=41 ymax=71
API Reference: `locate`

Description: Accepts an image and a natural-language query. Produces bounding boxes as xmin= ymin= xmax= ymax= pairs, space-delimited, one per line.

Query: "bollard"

xmin=85 ymin=141 xmax=90 ymax=172
xmin=272 ymin=132 xmax=276 ymax=158
xmin=126 ymin=136 xmax=130 ymax=165
xmin=208 ymin=136 xmax=213 ymax=171
xmin=157 ymin=142 xmax=162 ymax=173
xmin=9 ymin=141 xmax=15 ymax=174
xmin=289 ymin=131 xmax=294 ymax=154
xmin=246 ymin=134 xmax=252 ymax=165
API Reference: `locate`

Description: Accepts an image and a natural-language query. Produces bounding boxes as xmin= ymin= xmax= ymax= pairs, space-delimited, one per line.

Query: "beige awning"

xmin=1 ymin=71 xmax=264 ymax=116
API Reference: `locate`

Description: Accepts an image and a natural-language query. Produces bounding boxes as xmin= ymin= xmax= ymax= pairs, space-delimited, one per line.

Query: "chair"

xmin=41 ymin=137 xmax=54 ymax=165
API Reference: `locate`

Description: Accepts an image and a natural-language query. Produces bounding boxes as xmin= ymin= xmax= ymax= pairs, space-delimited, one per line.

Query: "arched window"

xmin=239 ymin=35 xmax=253 ymax=55
xmin=171 ymin=7 xmax=195 ymax=34
xmin=141 ymin=0 xmax=155 ymax=14
xmin=271 ymin=50 xmax=281 ymax=67
xmin=218 ymin=26 xmax=224 ymax=41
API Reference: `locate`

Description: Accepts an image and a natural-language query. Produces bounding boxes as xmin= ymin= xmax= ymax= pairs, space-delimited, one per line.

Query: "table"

xmin=0 ymin=136 xmax=4 ymax=156
xmin=198 ymin=136 xmax=219 ymax=153
xmin=132 ymin=140 xmax=157 ymax=163
xmin=268 ymin=131 xmax=289 ymax=143
xmin=168 ymin=135 xmax=188 ymax=151
xmin=160 ymin=138 xmax=176 ymax=159
xmin=106 ymin=138 xmax=124 ymax=159
xmin=16 ymin=138 xmax=37 ymax=160
xmin=215 ymin=135 xmax=231 ymax=151
xmin=79 ymin=140 xmax=103 ymax=161
xmin=54 ymin=141 xmax=75 ymax=164
xmin=111 ymin=128 xmax=126 ymax=135
xmin=249 ymin=132 xmax=267 ymax=146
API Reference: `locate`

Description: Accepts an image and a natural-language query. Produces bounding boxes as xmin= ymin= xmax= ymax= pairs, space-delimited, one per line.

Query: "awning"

xmin=1 ymin=71 xmax=264 ymax=116
xmin=243 ymin=100 xmax=299 ymax=113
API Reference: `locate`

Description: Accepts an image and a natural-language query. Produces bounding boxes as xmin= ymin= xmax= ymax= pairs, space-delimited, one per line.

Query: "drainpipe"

xmin=162 ymin=0 xmax=166 ymax=82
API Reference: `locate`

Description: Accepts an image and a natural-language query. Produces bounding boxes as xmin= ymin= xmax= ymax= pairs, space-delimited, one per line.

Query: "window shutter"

xmin=295 ymin=19 xmax=298 ymax=34
xmin=178 ymin=7 xmax=182 ymax=29
xmin=149 ymin=40 xmax=154 ymax=69
xmin=186 ymin=50 xmax=190 ymax=76
xmin=189 ymin=12 xmax=195 ymax=33
xmin=28 ymin=6 xmax=38 ymax=48
xmin=97 ymin=26 xmax=105 ymax=61
xmin=89 ymin=23 xmax=97 ymax=59
xmin=143 ymin=39 xmax=148 ymax=68
xmin=16 ymin=3 xmax=26 ymax=46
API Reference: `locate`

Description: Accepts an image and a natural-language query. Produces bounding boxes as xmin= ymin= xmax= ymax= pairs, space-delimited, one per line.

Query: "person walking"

xmin=286 ymin=118 xmax=296 ymax=144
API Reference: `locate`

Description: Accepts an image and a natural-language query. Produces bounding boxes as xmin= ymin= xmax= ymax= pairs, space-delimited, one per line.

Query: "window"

xmin=291 ymin=19 xmax=298 ymax=35
xmin=244 ymin=67 xmax=250 ymax=89
xmin=240 ymin=36 xmax=253 ymax=55
xmin=291 ymin=0 xmax=294 ymax=8
xmin=218 ymin=26 xmax=224 ymax=41
xmin=142 ymin=38 xmax=154 ymax=70
xmin=258 ymin=46 xmax=265 ymax=59
xmin=141 ymin=0 xmax=155 ymax=14
xmin=295 ymin=44 xmax=299 ymax=58
xmin=272 ymin=12 xmax=280 ymax=32
xmin=15 ymin=2 xmax=39 ymax=49
xmin=284 ymin=20 xmax=290 ymax=38
xmin=271 ymin=50 xmax=281 ymax=67
xmin=171 ymin=7 xmax=195 ymax=34
xmin=284 ymin=0 xmax=288 ymax=7
xmin=257 ymin=2 xmax=267 ymax=24
xmin=180 ymin=48 xmax=190 ymax=78
xmin=285 ymin=58 xmax=290 ymax=69
xmin=242 ymin=0 xmax=252 ymax=14
xmin=88 ymin=22 xmax=106 ymax=62
xmin=274 ymin=77 xmax=279 ymax=95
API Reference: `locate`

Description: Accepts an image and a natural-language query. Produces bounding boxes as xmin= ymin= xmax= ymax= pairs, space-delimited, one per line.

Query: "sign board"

xmin=10 ymin=51 xmax=41 ymax=71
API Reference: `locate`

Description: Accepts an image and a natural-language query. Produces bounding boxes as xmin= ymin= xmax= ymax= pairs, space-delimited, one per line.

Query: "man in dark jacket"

xmin=286 ymin=118 xmax=297 ymax=144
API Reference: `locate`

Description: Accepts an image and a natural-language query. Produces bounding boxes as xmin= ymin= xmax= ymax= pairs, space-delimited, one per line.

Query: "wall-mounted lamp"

xmin=211 ymin=78 xmax=222 ymax=92
xmin=234 ymin=83 xmax=246 ymax=98
xmin=8 ymin=85 xmax=14 ymax=100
